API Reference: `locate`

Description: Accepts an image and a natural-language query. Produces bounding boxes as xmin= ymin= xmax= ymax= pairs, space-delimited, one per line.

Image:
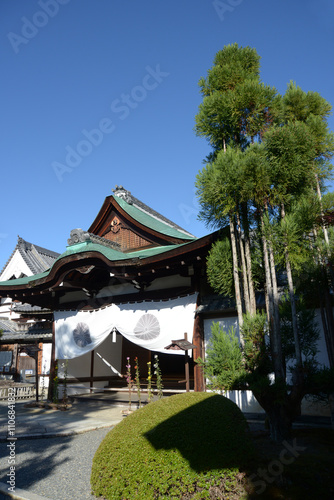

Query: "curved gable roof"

xmin=89 ymin=186 xmax=196 ymax=244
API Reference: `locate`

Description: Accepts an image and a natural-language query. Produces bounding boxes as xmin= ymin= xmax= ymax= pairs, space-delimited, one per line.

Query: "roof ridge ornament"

xmin=67 ymin=228 xmax=91 ymax=246
xmin=112 ymin=185 xmax=133 ymax=204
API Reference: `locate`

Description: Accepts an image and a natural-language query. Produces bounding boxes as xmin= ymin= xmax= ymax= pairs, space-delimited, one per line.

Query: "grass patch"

xmin=91 ymin=392 xmax=255 ymax=499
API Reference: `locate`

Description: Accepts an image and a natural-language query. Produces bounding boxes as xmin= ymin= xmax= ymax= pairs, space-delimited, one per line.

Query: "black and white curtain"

xmin=54 ymin=294 xmax=197 ymax=359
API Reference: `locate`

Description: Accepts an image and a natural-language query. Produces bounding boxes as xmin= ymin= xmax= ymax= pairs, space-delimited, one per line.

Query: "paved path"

xmin=0 ymin=395 xmax=129 ymax=500
xmin=0 ymin=396 xmax=129 ymax=441
xmin=0 ymin=428 xmax=110 ymax=500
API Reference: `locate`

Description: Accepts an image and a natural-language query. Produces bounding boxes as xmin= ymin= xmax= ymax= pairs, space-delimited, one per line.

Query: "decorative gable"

xmin=101 ymin=214 xmax=153 ymax=252
xmin=89 ymin=186 xmax=196 ymax=252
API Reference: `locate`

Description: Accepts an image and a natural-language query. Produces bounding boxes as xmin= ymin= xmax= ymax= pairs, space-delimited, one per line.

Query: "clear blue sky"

xmin=1 ymin=0 xmax=333 ymax=269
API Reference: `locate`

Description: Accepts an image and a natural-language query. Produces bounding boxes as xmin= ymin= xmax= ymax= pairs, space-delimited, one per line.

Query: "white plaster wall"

xmin=224 ymin=390 xmax=264 ymax=413
xmin=58 ymin=333 xmax=123 ymax=395
xmin=204 ymin=316 xmax=240 ymax=350
xmin=0 ymin=249 xmax=36 ymax=319
xmin=0 ymin=249 xmax=32 ymax=281
xmin=0 ymin=298 xmax=20 ymax=319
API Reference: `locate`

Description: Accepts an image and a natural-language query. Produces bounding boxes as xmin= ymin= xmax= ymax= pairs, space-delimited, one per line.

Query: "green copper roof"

xmin=114 ymin=195 xmax=196 ymax=241
xmin=0 ymin=241 xmax=189 ymax=287
xmin=0 ymin=270 xmax=50 ymax=287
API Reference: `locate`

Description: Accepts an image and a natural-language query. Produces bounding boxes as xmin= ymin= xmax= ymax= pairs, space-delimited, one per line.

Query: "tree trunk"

xmin=268 ymin=241 xmax=279 ymax=325
xmin=236 ymin=210 xmax=250 ymax=313
xmin=260 ymin=210 xmax=284 ymax=381
xmin=320 ymin=301 xmax=332 ymax=365
xmin=266 ymin=406 xmax=292 ymax=442
xmin=281 ymin=203 xmax=303 ymax=368
xmin=242 ymin=202 xmax=257 ymax=315
xmin=315 ymin=172 xmax=330 ymax=247
xmin=285 ymin=252 xmax=303 ymax=366
xmin=253 ymin=389 xmax=292 ymax=442
xmin=229 ymin=214 xmax=244 ymax=341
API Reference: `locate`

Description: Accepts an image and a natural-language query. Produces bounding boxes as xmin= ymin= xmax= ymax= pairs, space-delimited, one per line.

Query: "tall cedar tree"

xmin=195 ymin=44 xmax=334 ymax=441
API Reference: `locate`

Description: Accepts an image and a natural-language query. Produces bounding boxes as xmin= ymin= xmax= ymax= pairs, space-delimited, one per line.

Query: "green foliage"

xmin=241 ymin=312 xmax=270 ymax=373
xmin=198 ymin=43 xmax=260 ymax=96
xmin=153 ymin=354 xmax=164 ymax=399
xmin=263 ymin=121 xmax=317 ymax=205
xmin=196 ymin=147 xmax=245 ymax=227
xmin=306 ymin=366 xmax=334 ymax=400
xmin=194 ymin=43 xmax=334 ymax=441
xmin=280 ymin=295 xmax=320 ymax=362
xmin=196 ymin=323 xmax=245 ymax=391
xmin=322 ymin=191 xmax=334 ymax=212
xmin=276 ymin=211 xmax=310 ymax=271
xmin=91 ymin=393 xmax=255 ymax=500
xmin=206 ymin=238 xmax=234 ymax=297
xmin=195 ymin=43 xmax=277 ymax=151
xmin=281 ymin=81 xmax=332 ymax=124
xmin=147 ymin=361 xmax=153 ymax=403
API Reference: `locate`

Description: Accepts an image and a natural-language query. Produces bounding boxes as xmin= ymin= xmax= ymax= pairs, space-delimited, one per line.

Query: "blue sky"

xmin=0 ymin=0 xmax=333 ymax=269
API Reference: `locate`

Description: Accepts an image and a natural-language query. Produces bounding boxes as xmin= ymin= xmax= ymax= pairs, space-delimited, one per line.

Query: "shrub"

xmin=91 ymin=392 xmax=255 ymax=499
xmin=196 ymin=323 xmax=246 ymax=391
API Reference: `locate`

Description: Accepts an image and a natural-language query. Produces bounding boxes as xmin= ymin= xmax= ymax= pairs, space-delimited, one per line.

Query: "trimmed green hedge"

xmin=91 ymin=392 xmax=255 ymax=499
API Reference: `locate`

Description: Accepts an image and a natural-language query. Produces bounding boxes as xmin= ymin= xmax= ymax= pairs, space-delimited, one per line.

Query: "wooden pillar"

xmin=35 ymin=345 xmax=39 ymax=402
xmin=48 ymin=320 xmax=56 ymax=401
xmin=13 ymin=344 xmax=18 ymax=381
xmin=193 ymin=304 xmax=205 ymax=392
xmin=90 ymin=350 xmax=94 ymax=393
xmin=184 ymin=333 xmax=190 ymax=392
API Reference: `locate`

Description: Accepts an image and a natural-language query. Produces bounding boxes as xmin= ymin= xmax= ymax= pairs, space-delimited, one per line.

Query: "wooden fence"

xmin=0 ymin=385 xmax=35 ymax=400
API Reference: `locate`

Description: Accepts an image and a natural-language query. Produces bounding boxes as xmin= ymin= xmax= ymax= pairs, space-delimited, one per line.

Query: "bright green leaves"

xmin=264 ymin=121 xmax=317 ymax=205
xmin=206 ymin=238 xmax=234 ymax=298
xmin=197 ymin=323 xmax=245 ymax=391
xmin=199 ymin=43 xmax=260 ymax=96
xmin=195 ymin=43 xmax=277 ymax=151
xmin=281 ymin=81 xmax=332 ymax=123
xmin=196 ymin=147 xmax=245 ymax=225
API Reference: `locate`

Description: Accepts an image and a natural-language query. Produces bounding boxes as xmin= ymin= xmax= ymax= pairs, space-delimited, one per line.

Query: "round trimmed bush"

xmin=91 ymin=392 xmax=255 ymax=499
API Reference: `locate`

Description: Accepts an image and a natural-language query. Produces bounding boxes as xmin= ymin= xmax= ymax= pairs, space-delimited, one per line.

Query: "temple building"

xmin=0 ymin=186 xmax=221 ymax=395
xmin=0 ymin=186 xmax=331 ymax=417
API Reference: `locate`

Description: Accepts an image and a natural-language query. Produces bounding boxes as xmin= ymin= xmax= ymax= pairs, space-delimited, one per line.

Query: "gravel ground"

xmin=0 ymin=427 xmax=111 ymax=500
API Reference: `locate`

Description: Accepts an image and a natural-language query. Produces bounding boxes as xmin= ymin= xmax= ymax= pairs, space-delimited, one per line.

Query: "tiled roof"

xmin=0 ymin=237 xmax=60 ymax=277
xmin=0 ymin=332 xmax=53 ymax=342
xmin=0 ymin=231 xmax=212 ymax=289
xmin=112 ymin=186 xmax=196 ymax=240
xmin=0 ymin=319 xmax=52 ymax=341
xmin=17 ymin=237 xmax=60 ymax=274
